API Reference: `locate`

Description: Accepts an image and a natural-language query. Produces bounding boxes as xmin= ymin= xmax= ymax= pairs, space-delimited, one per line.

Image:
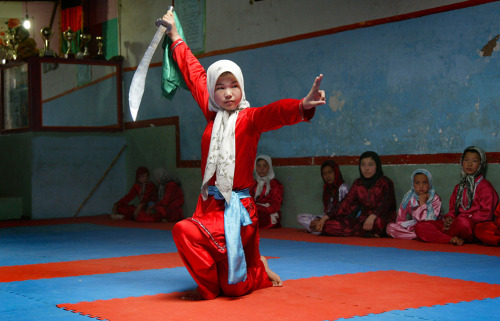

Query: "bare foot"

xmin=110 ymin=214 xmax=124 ymax=220
xmin=181 ymin=288 xmax=203 ymax=300
xmin=309 ymin=218 xmax=320 ymax=231
xmin=450 ymin=236 xmax=465 ymax=246
xmin=260 ymin=256 xmax=282 ymax=287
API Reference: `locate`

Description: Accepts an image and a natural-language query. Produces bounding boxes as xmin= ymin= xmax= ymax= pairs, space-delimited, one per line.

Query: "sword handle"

xmin=155 ymin=6 xmax=174 ymax=31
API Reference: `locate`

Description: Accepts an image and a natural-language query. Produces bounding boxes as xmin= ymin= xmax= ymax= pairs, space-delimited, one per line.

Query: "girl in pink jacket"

xmin=386 ymin=169 xmax=442 ymax=240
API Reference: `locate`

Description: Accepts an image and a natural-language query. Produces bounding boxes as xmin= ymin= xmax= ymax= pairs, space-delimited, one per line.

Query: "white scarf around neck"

xmin=201 ymin=60 xmax=250 ymax=203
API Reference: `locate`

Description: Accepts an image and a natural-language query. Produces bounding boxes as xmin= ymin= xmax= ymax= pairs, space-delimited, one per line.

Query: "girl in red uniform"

xmin=250 ymin=155 xmax=284 ymax=228
xmin=297 ymin=159 xmax=350 ymax=234
xmin=314 ymin=151 xmax=397 ymax=237
xmin=151 ymin=167 xmax=184 ymax=222
xmin=415 ymin=146 xmax=499 ymax=245
xmin=134 ymin=167 xmax=185 ymax=223
xmin=162 ymin=12 xmax=326 ymax=300
xmin=111 ymin=166 xmax=157 ymax=220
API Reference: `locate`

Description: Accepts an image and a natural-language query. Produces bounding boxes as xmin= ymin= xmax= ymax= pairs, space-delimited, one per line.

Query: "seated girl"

xmin=134 ymin=167 xmax=185 ymax=222
xmin=250 ymin=155 xmax=284 ymax=228
xmin=111 ymin=166 xmax=157 ymax=220
xmin=152 ymin=167 xmax=184 ymax=222
xmin=415 ymin=146 xmax=499 ymax=245
xmin=386 ymin=169 xmax=442 ymax=240
xmin=297 ymin=159 xmax=350 ymax=234
xmin=314 ymin=151 xmax=397 ymax=237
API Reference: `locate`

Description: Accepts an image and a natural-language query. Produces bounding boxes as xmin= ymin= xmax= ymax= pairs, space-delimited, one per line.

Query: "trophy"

xmin=63 ymin=27 xmax=76 ymax=58
xmin=77 ymin=33 xmax=92 ymax=59
xmin=94 ymin=36 xmax=105 ymax=59
xmin=39 ymin=26 xmax=56 ymax=57
xmin=4 ymin=31 xmax=17 ymax=61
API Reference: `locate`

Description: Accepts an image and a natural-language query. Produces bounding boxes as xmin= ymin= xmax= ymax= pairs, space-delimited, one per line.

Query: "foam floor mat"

xmin=1 ymin=215 xmax=499 ymax=321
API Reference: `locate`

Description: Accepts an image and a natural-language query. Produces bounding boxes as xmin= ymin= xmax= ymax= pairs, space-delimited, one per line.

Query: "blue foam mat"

xmin=2 ymin=268 xmax=196 ymax=305
xmin=1 ymin=305 xmax=97 ymax=321
xmin=260 ymin=238 xmax=500 ymax=284
xmin=336 ymin=297 xmax=500 ymax=320
xmin=0 ymin=224 xmax=177 ymax=266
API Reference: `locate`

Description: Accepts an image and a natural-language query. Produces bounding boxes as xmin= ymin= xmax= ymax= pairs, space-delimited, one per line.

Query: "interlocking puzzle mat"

xmin=1 ymin=216 xmax=499 ymax=320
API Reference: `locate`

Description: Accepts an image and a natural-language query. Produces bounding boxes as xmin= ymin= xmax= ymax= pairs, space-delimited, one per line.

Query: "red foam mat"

xmin=259 ymin=227 xmax=500 ymax=257
xmin=0 ymin=253 xmax=184 ymax=283
xmin=58 ymin=270 xmax=500 ymax=321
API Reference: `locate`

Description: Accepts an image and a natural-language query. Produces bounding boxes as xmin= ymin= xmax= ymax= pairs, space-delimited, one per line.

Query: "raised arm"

xmin=162 ymin=11 xmax=212 ymax=119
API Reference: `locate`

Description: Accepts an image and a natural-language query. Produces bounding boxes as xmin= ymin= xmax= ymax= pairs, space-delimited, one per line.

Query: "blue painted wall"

xmin=43 ymin=77 xmax=118 ymax=127
xmin=4 ymin=2 xmax=499 ymax=221
xmin=125 ymin=2 xmax=500 ymax=161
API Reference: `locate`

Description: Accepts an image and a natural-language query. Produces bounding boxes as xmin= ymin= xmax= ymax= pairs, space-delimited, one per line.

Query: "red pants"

xmin=155 ymin=205 xmax=183 ymax=222
xmin=258 ymin=210 xmax=281 ymax=229
xmin=172 ymin=219 xmax=272 ymax=299
xmin=116 ymin=204 xmax=159 ymax=222
xmin=415 ymin=216 xmax=476 ymax=244
xmin=115 ymin=204 xmax=139 ymax=220
xmin=474 ymin=221 xmax=500 ymax=246
xmin=323 ymin=215 xmax=387 ymax=237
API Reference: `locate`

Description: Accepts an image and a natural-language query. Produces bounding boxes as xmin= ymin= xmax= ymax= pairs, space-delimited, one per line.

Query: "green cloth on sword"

xmin=161 ymin=12 xmax=188 ymax=99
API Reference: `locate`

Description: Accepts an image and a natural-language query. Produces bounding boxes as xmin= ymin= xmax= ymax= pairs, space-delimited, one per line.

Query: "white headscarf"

xmin=401 ymin=169 xmax=437 ymax=220
xmin=200 ymin=60 xmax=250 ymax=203
xmin=455 ymin=146 xmax=487 ymax=213
xmin=153 ymin=167 xmax=177 ymax=200
xmin=253 ymin=155 xmax=275 ymax=199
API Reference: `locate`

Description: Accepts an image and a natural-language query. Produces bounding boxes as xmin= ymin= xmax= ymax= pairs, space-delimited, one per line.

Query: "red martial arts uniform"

xmin=115 ymin=182 xmax=157 ymax=220
xmin=475 ymin=202 xmax=500 ymax=246
xmin=154 ymin=181 xmax=184 ymax=222
xmin=250 ymin=178 xmax=284 ymax=228
xmin=134 ymin=181 xmax=184 ymax=223
xmin=415 ymin=175 xmax=499 ymax=244
xmin=170 ymin=39 xmax=315 ymax=299
xmin=322 ymin=176 xmax=397 ymax=237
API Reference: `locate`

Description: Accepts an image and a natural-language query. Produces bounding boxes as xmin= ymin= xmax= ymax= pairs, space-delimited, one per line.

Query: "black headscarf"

xmin=358 ymin=151 xmax=384 ymax=188
xmin=321 ymin=159 xmax=345 ymax=210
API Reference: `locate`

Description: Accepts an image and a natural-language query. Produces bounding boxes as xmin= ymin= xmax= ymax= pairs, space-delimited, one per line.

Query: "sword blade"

xmin=128 ymin=24 xmax=167 ymax=121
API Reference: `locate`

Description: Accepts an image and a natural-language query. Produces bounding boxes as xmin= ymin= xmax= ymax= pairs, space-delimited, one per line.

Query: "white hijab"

xmin=201 ymin=60 xmax=250 ymax=203
xmin=253 ymin=155 xmax=275 ymax=199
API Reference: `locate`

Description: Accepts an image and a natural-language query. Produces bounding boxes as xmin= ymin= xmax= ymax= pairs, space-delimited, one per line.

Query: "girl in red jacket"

xmin=162 ymin=11 xmax=326 ymax=300
xmin=111 ymin=166 xmax=157 ymax=220
xmin=315 ymin=151 xmax=397 ymax=237
xmin=152 ymin=167 xmax=184 ymax=222
xmin=250 ymin=155 xmax=284 ymax=228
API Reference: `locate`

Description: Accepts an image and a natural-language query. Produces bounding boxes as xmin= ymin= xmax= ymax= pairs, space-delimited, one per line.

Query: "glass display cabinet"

xmin=1 ymin=61 xmax=29 ymax=132
xmin=0 ymin=57 xmax=123 ymax=133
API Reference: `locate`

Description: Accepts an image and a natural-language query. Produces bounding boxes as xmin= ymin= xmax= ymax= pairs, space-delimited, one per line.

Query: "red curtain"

xmin=61 ymin=5 xmax=82 ymax=32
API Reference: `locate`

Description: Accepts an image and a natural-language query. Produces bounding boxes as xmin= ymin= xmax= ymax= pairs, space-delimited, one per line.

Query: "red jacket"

xmin=116 ymin=182 xmax=157 ymax=207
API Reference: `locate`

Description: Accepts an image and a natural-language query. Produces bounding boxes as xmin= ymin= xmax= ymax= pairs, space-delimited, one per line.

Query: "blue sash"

xmin=208 ymin=185 xmax=252 ymax=284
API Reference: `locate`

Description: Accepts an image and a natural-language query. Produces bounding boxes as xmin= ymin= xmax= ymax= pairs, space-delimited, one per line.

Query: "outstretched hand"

xmin=303 ymin=74 xmax=326 ymax=109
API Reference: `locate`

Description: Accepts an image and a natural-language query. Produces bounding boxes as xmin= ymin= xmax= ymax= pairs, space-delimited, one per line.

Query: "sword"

xmin=128 ymin=6 xmax=174 ymax=121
